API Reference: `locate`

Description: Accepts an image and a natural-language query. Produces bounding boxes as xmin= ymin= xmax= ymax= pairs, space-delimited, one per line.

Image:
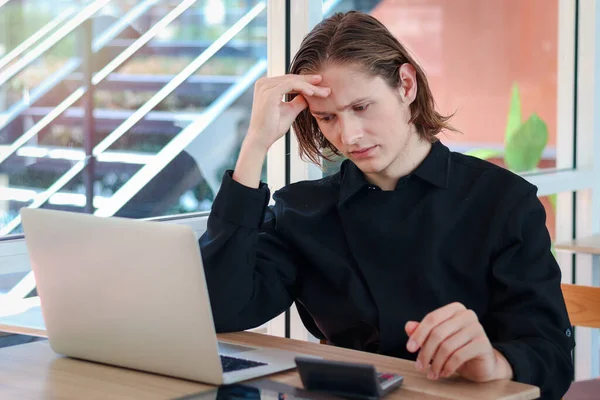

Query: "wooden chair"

xmin=561 ymin=283 xmax=600 ymax=399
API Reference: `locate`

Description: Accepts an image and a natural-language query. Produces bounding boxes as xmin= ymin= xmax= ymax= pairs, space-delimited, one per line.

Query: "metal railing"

xmin=0 ymin=0 xmax=12 ymax=10
xmin=0 ymin=0 xmax=344 ymax=234
xmin=0 ymin=7 xmax=77 ymax=71
xmin=0 ymin=0 xmax=352 ymax=318
xmin=0 ymin=0 xmax=112 ymax=87
xmin=0 ymin=0 xmax=176 ymax=165
xmin=96 ymin=59 xmax=268 ymax=217
xmin=98 ymin=0 xmax=344 ymax=217
xmin=0 ymin=0 xmax=159 ymax=133
xmin=0 ymin=0 xmax=266 ymax=235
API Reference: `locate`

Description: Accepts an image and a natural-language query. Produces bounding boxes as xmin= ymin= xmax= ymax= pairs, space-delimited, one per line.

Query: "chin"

xmin=351 ymin=158 xmax=387 ymax=174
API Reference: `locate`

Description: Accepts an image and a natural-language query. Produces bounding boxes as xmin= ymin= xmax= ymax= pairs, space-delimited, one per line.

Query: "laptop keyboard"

xmin=220 ymin=355 xmax=267 ymax=372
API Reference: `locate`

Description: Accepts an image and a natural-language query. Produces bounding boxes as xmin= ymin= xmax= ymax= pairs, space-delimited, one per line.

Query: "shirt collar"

xmin=411 ymin=139 xmax=450 ymax=189
xmin=338 ymin=140 xmax=450 ymax=205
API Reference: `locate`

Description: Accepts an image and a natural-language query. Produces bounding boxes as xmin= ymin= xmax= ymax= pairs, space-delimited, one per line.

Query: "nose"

xmin=339 ymin=115 xmax=363 ymax=146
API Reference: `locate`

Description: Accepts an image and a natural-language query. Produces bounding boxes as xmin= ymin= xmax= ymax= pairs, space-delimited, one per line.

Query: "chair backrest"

xmin=561 ymin=283 xmax=600 ymax=328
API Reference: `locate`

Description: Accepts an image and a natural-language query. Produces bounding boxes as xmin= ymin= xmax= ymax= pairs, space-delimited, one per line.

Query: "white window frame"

xmin=569 ymin=0 xmax=600 ymax=380
xmin=263 ymin=0 xmax=288 ymax=339
xmin=264 ymin=0 xmax=327 ymax=341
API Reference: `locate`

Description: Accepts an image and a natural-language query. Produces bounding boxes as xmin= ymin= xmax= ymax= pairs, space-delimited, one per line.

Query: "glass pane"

xmin=1 ymin=1 xmax=77 ymax=110
xmin=0 ymin=0 xmax=267 ymax=236
xmin=322 ymin=0 xmax=563 ymax=177
xmin=540 ymin=193 xmax=558 ymax=251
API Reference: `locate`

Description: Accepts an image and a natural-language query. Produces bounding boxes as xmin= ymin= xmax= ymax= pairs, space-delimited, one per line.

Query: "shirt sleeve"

xmin=198 ymin=171 xmax=298 ymax=332
xmin=484 ymin=187 xmax=575 ymax=399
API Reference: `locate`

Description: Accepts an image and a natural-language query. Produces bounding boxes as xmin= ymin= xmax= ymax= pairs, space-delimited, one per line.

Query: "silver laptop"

xmin=20 ymin=208 xmax=313 ymax=385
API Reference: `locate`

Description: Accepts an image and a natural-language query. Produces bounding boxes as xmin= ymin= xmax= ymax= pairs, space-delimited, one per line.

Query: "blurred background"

xmin=0 ymin=0 xmax=560 ymax=237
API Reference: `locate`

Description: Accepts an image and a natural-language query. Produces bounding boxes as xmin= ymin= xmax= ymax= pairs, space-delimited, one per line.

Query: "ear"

xmin=398 ymin=63 xmax=417 ymax=105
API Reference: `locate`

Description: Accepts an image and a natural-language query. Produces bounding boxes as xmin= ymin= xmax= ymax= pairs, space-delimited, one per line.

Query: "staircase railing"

xmin=0 ymin=0 xmax=159 ymax=133
xmin=95 ymin=59 xmax=267 ymax=217
xmin=0 ymin=7 xmax=78 ymax=71
xmin=1 ymin=0 xmax=346 ymax=235
xmin=1 ymin=0 xmax=346 ymax=308
xmin=0 ymin=0 xmax=266 ymax=235
xmin=0 ymin=0 xmax=181 ymax=166
xmin=97 ymin=0 xmax=344 ymax=217
xmin=0 ymin=0 xmax=112 ymax=87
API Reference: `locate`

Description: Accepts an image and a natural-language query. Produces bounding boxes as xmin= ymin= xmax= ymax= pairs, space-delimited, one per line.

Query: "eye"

xmin=354 ymin=104 xmax=369 ymax=112
xmin=320 ymin=115 xmax=335 ymax=123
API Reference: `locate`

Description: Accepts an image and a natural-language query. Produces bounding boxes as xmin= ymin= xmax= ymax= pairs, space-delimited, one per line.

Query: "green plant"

xmin=465 ymin=82 xmax=549 ymax=173
xmin=466 ymin=83 xmax=557 ymax=254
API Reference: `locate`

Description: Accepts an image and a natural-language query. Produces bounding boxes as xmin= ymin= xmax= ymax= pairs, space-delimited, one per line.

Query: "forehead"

xmin=305 ymin=64 xmax=391 ymax=111
xmin=319 ymin=64 xmax=377 ymax=92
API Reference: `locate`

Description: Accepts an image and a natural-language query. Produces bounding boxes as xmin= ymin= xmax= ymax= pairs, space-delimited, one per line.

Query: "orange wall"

xmin=371 ymin=0 xmax=558 ymax=148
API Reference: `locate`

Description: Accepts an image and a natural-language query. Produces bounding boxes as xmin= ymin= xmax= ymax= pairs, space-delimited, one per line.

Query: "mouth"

xmin=349 ymin=146 xmax=376 ymax=159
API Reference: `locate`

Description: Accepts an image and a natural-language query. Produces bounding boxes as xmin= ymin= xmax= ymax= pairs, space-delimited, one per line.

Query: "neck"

xmin=364 ymin=132 xmax=433 ymax=191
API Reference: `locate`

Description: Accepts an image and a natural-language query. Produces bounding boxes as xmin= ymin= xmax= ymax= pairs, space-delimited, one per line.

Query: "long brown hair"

xmin=289 ymin=11 xmax=458 ymax=164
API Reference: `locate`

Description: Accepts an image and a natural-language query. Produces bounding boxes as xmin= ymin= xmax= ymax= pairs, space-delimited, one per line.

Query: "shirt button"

xmin=565 ymin=328 xmax=572 ymax=337
xmin=368 ymin=186 xmax=377 ymax=190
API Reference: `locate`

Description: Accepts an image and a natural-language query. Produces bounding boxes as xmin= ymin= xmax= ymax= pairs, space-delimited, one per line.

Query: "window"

xmin=0 ymin=0 xmax=267 ymax=236
xmin=321 ymin=0 xmax=564 ymax=176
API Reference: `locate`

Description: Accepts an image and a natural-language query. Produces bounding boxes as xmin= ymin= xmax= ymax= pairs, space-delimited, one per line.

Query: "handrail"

xmin=92 ymin=1 xmax=194 ymax=84
xmin=0 ymin=7 xmax=78 ymax=71
xmin=0 ymin=1 xmax=266 ymax=235
xmin=0 ymin=0 xmax=112 ymax=87
xmin=0 ymin=59 xmax=79 ymax=130
xmin=0 ymin=0 xmax=347 ymax=306
xmin=0 ymin=0 xmax=179 ymax=166
xmin=96 ymin=0 xmax=345 ymax=217
xmin=96 ymin=59 xmax=268 ymax=217
xmin=0 ymin=0 xmax=160 ymax=133
xmin=93 ymin=1 xmax=263 ymax=155
xmin=1 ymin=144 xmax=153 ymax=164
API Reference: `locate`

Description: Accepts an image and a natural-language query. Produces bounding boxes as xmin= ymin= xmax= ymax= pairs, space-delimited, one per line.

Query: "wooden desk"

xmin=0 ymin=331 xmax=539 ymax=400
xmin=555 ymin=234 xmax=600 ymax=255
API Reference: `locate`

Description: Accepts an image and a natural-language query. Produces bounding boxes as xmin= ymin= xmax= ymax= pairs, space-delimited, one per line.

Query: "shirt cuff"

xmin=492 ymin=341 xmax=530 ymax=385
xmin=211 ymin=170 xmax=271 ymax=229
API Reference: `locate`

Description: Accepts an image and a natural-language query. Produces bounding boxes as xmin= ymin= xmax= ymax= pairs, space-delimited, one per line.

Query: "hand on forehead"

xmin=303 ymin=65 xmax=382 ymax=113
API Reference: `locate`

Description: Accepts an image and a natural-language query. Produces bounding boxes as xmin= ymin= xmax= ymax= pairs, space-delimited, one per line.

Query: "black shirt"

xmin=199 ymin=140 xmax=575 ymax=399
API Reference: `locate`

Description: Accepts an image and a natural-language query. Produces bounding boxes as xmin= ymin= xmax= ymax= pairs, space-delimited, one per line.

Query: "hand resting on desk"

xmin=405 ymin=302 xmax=514 ymax=383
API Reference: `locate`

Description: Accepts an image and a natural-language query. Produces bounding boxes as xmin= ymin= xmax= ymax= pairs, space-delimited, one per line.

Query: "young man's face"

xmin=304 ymin=63 xmax=419 ymax=181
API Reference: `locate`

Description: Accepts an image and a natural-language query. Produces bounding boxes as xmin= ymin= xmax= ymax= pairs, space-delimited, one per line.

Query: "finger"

xmin=440 ymin=336 xmax=490 ymax=380
xmin=405 ymin=321 xmax=419 ymax=336
xmin=296 ymin=83 xmax=330 ymax=97
xmin=407 ymin=302 xmax=466 ymax=353
xmin=261 ymin=74 xmax=322 ymax=91
xmin=415 ymin=314 xmax=471 ymax=373
xmin=301 ymin=74 xmax=323 ymax=83
xmin=310 ymin=85 xmax=331 ymax=97
xmin=428 ymin=322 xmax=482 ymax=379
xmin=275 ymin=79 xmax=330 ymax=98
xmin=279 ymin=73 xmax=323 ymax=83
xmin=281 ymin=95 xmax=308 ymax=118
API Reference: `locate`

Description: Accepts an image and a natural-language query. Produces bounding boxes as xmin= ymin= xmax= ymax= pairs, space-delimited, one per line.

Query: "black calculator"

xmin=295 ymin=357 xmax=404 ymax=399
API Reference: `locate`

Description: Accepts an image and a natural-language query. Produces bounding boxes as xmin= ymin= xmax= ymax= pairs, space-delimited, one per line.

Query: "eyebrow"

xmin=310 ymin=97 xmax=371 ymax=116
